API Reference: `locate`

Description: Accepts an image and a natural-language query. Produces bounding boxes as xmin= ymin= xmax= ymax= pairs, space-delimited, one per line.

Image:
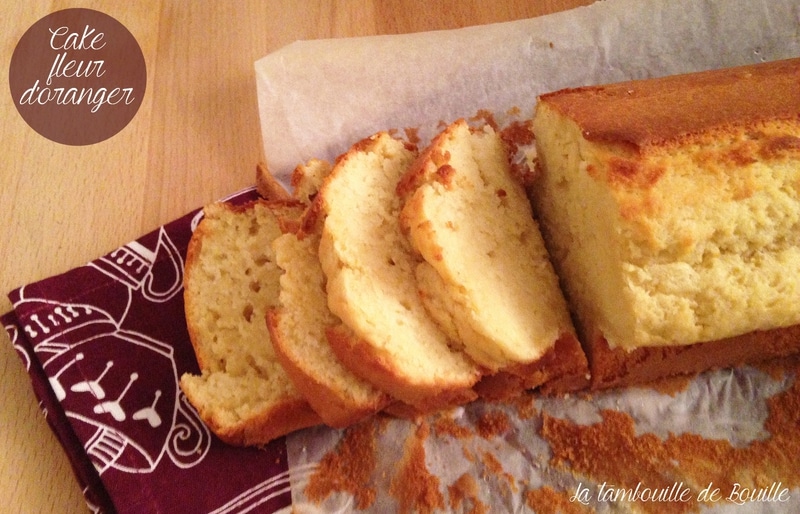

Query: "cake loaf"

xmin=398 ymin=119 xmax=588 ymax=394
xmin=530 ymin=58 xmax=800 ymax=389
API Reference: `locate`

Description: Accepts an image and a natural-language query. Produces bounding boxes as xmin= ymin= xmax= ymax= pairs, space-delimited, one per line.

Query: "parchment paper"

xmin=286 ymin=365 xmax=799 ymax=513
xmin=255 ymin=0 xmax=800 ymax=181
xmin=254 ymin=0 xmax=800 ymax=512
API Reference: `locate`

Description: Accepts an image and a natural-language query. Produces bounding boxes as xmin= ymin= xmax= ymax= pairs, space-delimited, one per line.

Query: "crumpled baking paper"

xmin=254 ymin=0 xmax=800 ymax=512
xmin=255 ymin=0 xmax=800 ymax=182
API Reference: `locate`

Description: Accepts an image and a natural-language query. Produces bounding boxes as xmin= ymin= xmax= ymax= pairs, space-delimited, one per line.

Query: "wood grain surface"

xmin=1 ymin=1 xmax=592 ymax=511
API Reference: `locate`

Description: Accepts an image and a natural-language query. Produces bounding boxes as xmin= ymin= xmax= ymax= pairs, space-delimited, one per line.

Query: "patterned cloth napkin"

xmin=3 ymin=188 xmax=293 ymax=514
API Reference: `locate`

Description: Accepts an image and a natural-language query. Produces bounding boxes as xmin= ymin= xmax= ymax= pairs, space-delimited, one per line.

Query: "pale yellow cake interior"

xmin=532 ymin=104 xmax=800 ymax=351
xmin=319 ymin=133 xmax=480 ymax=392
xmin=273 ymin=230 xmax=385 ymax=407
xmin=402 ymin=121 xmax=574 ymax=370
xmin=181 ymin=202 xmax=304 ymax=426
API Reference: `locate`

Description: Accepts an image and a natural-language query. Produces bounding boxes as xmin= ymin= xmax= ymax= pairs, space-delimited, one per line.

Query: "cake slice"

xmin=268 ymin=228 xmax=393 ymax=427
xmin=398 ymin=119 xmax=588 ymax=393
xmin=180 ymin=199 xmax=322 ymax=445
xmin=267 ymin=160 xmax=393 ymax=427
xmin=318 ymin=132 xmax=482 ymax=411
xmin=530 ymin=57 xmax=800 ymax=389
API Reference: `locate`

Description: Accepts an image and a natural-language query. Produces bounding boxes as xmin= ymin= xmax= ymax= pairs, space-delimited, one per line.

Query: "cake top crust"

xmin=538 ymin=58 xmax=800 ymax=150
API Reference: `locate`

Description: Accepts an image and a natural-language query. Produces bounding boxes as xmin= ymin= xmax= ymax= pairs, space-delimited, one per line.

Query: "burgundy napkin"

xmin=3 ymin=188 xmax=293 ymax=514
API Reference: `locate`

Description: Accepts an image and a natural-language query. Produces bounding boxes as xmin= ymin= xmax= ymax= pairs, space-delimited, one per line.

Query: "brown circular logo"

xmin=9 ymin=8 xmax=146 ymax=146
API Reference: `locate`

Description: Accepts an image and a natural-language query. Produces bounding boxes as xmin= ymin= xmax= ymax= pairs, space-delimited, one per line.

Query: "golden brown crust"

xmin=535 ymin=334 xmax=591 ymax=394
xmin=197 ymin=393 xmax=322 ymax=447
xmin=255 ymin=162 xmax=291 ymax=201
xmin=325 ymin=324 xmax=478 ymax=412
xmin=396 ymin=130 xmax=452 ymax=199
xmin=297 ymin=193 xmax=325 ymax=238
xmin=381 ymin=401 xmax=433 ymax=420
xmin=587 ymin=324 xmax=800 ymax=390
xmin=182 ymin=223 xmax=208 ymax=368
xmin=538 ymin=58 xmax=800 ymax=152
xmin=266 ymin=309 xmax=392 ymax=428
xmin=473 ymin=334 xmax=589 ymax=400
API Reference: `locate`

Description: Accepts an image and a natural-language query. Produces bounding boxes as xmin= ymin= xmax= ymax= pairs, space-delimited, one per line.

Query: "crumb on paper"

xmin=295 ymin=357 xmax=800 ymax=513
xmin=480 ymin=451 xmax=518 ymax=496
xmin=432 ymin=412 xmax=473 ymax=439
xmin=526 ymin=485 xmax=594 ymax=514
xmin=304 ymin=419 xmax=381 ymax=510
xmin=448 ymin=473 xmax=488 ymax=513
xmin=541 ymin=365 xmax=800 ymax=514
xmin=389 ymin=421 xmax=445 ymax=514
xmin=475 ymin=409 xmax=512 ymax=439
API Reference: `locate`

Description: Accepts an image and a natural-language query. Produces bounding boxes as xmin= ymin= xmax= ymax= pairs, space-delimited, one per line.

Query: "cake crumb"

xmin=304 ymin=420 xmax=380 ymax=509
xmin=389 ymin=421 xmax=445 ymax=514
xmin=476 ymin=410 xmax=512 ymax=439
xmin=403 ymin=126 xmax=421 ymax=146
xmin=432 ymin=413 xmax=473 ymax=439
xmin=504 ymin=391 xmax=538 ymax=420
xmin=462 ymin=445 xmax=477 ymax=464
xmin=525 ymin=486 xmax=595 ymax=514
xmin=448 ymin=473 xmax=488 ymax=514
xmin=541 ymin=359 xmax=800 ymax=513
xmin=469 ymin=109 xmax=499 ymax=130
xmin=480 ymin=451 xmax=518 ymax=495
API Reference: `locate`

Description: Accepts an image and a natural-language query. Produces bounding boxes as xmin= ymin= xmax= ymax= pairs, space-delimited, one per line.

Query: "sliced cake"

xmin=267 ymin=160 xmax=393 ymax=427
xmin=180 ymin=200 xmax=322 ymax=445
xmin=398 ymin=119 xmax=588 ymax=393
xmin=318 ymin=132 xmax=482 ymax=411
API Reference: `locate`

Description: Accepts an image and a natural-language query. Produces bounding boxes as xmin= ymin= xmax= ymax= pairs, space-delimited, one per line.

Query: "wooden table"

xmin=1 ymin=1 xmax=592 ymax=511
